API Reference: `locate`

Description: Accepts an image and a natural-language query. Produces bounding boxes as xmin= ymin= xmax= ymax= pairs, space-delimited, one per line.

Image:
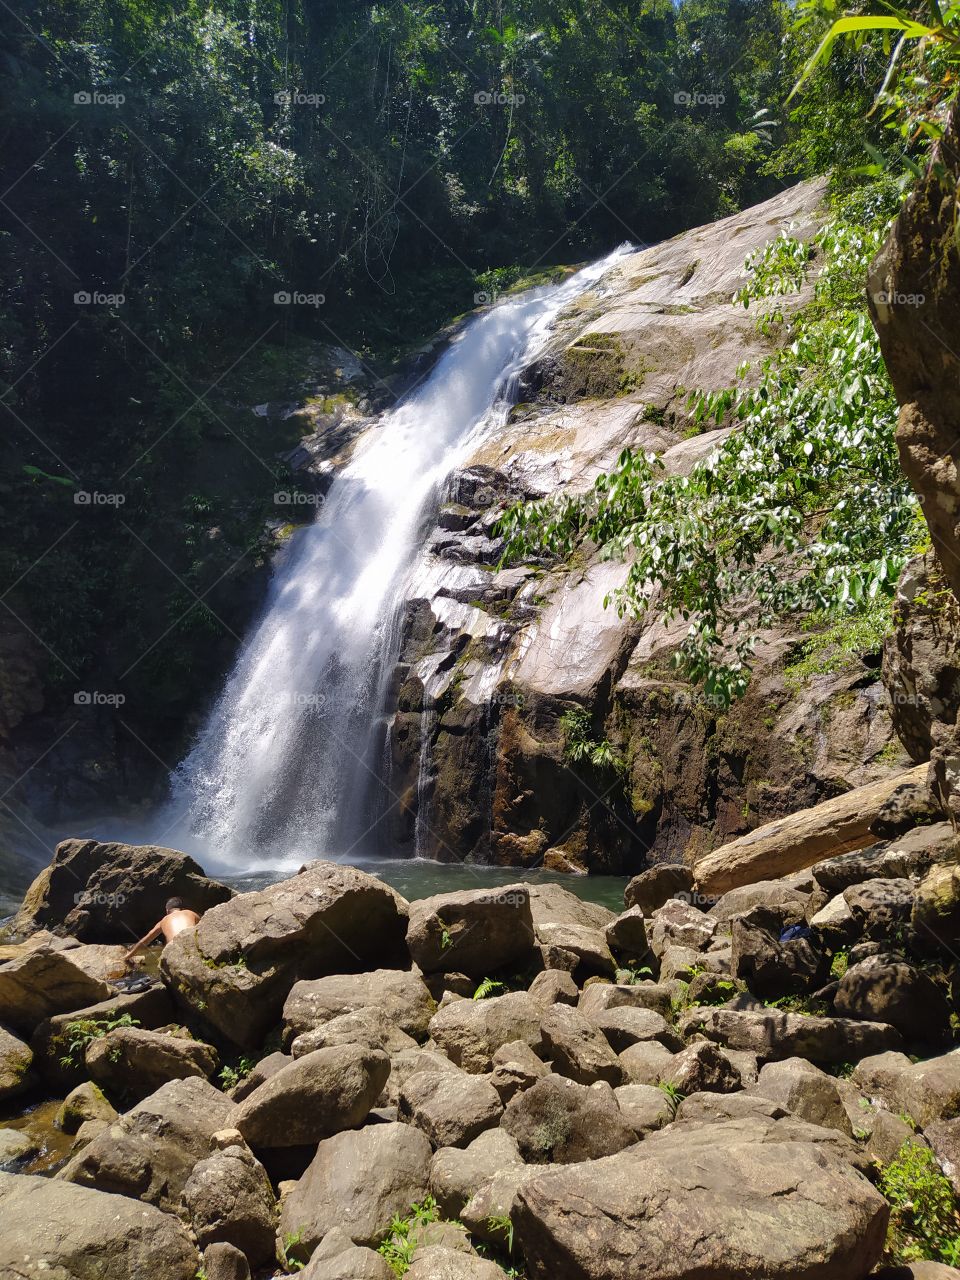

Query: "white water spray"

xmin=169 ymin=246 xmax=632 ymax=871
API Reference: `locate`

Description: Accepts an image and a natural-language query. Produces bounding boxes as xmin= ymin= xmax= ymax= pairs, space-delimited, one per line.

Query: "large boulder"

xmin=579 ymin=980 xmax=673 ymax=1021
xmin=0 ymin=1172 xmax=199 ymax=1279
xmin=427 ymin=991 xmax=542 ymax=1073
xmin=11 ymin=838 xmax=231 ymax=942
xmin=750 ymin=1057 xmax=853 ymax=1135
xmin=284 ymin=970 xmax=434 ymax=1043
xmin=235 ymin=1045 xmax=389 ymax=1147
xmin=540 ymin=1003 xmax=626 ymax=1086
xmin=678 ymin=1006 xmax=902 ymax=1064
xmin=399 ymin=1069 xmax=503 ymax=1148
xmin=290 ymin=1006 xmax=418 ymax=1057
xmin=708 ymin=880 xmax=809 ymax=925
xmin=85 ymin=1025 xmax=218 ymax=1099
xmin=648 ymin=899 xmax=716 ymax=957
xmin=406 ymin=1252 xmax=505 ymax=1279
xmin=0 ymin=945 xmax=114 ymax=1034
xmin=406 ymin=885 xmax=535 ymax=976
xmin=813 ymin=826 xmax=955 ymax=893
xmin=59 ymin=1075 xmax=236 ymax=1212
xmin=590 ymin=1005 xmax=679 ymax=1054
xmin=181 ymin=1141 xmax=277 ymax=1267
xmin=280 ymin=1121 xmax=432 ymax=1251
xmin=912 ymin=862 xmax=960 ymax=955
xmin=624 ymin=864 xmax=694 ymax=914
xmin=659 ymin=1042 xmax=741 ymax=1095
xmin=501 ymin=1073 xmax=637 ymax=1163
xmin=429 ymin=1128 xmax=523 ymax=1217
xmin=835 ymin=955 xmax=951 ymax=1044
xmin=300 ymin=1233 xmax=394 ymax=1279
xmin=0 ymin=1023 xmax=33 ymax=1100
xmin=843 ymin=878 xmax=915 ymax=940
xmin=55 ymin=1080 xmax=117 ymax=1133
xmin=160 ymin=862 xmax=409 ymax=1048
xmin=730 ymin=907 xmax=826 ymax=997
xmin=853 ymin=1050 xmax=960 ymax=1128
xmin=514 ymin=1124 xmax=889 ymax=1279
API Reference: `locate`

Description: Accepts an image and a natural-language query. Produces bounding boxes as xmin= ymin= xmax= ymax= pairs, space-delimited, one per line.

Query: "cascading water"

xmin=169 ymin=245 xmax=633 ymax=871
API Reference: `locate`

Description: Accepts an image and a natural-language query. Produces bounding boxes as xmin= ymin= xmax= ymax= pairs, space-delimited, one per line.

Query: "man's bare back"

xmin=125 ymin=897 xmax=201 ymax=965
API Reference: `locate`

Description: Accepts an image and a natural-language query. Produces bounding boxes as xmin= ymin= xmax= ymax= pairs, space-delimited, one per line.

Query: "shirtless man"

xmin=124 ymin=898 xmax=200 ymax=965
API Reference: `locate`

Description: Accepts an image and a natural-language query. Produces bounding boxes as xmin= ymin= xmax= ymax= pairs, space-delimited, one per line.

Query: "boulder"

xmin=618 ymin=1039 xmax=676 ymax=1086
xmin=202 ymin=1242 xmax=252 ymax=1280
xmin=708 ymin=880 xmax=809 ymax=925
xmin=231 ymin=1050 xmax=290 ymax=1100
xmin=0 ymin=1127 xmax=38 ymax=1168
xmin=290 ymin=1006 xmax=419 ymax=1057
xmin=490 ymin=1039 xmax=549 ymax=1103
xmin=813 ymin=825 xmax=955 ymax=892
xmin=539 ymin=1003 xmax=626 ymax=1085
xmin=853 ymin=1050 xmax=960 ymax=1128
xmin=284 ymin=970 xmax=435 ymax=1043
xmin=527 ymin=968 xmax=579 ymax=1010
xmin=659 ymin=1042 xmax=741 ymax=1095
xmin=872 ymin=1267 xmax=960 ymax=1280
xmin=624 ymin=864 xmax=694 ymax=914
xmin=579 ymin=980 xmax=673 ymax=1021
xmin=866 ymin=1109 xmax=927 ymax=1165
xmin=86 ymin=1025 xmax=218 ymax=1099
xmin=301 ymin=1240 xmax=393 ymax=1279
xmin=399 ymin=1069 xmax=503 ymax=1147
xmin=160 ymin=861 xmax=409 ymax=1048
xmin=613 ymin=1082 xmax=674 ymax=1134
xmin=843 ymin=878 xmax=915 ymax=939
xmin=694 ymin=764 xmax=929 ymax=894
xmin=55 ymin=1081 xmax=117 ymax=1134
xmin=648 ymin=899 xmax=716 ymax=957
xmin=604 ymin=907 xmax=649 ymax=962
xmin=590 ymin=1005 xmax=680 ymax=1053
xmin=501 ymin=1073 xmax=637 ymax=1163
xmin=679 ymin=1006 xmax=902 ymax=1065
xmin=235 ymin=1045 xmax=389 ymax=1147
xmin=912 ymin=862 xmax=960 ymax=955
xmin=676 ymin=1091 xmax=791 ymax=1124
xmin=406 ymin=885 xmax=535 ymax=976
xmin=528 ymin=885 xmax=617 ymax=975
xmin=181 ymin=1142 xmax=277 ymax=1266
xmin=30 ymin=984 xmax=175 ymax=1090
xmin=59 ymin=1075 xmax=236 ymax=1212
xmin=0 ymin=1171 xmax=200 ymax=1279
xmin=280 ymin=1121 xmax=432 ymax=1251
xmin=535 ymin=922 xmax=616 ymax=976
xmin=922 ymin=1117 xmax=960 ymax=1194
xmin=406 ymin=1251 xmax=505 ymax=1279
xmin=0 ymin=1023 xmax=32 ymax=1100
xmin=429 ymin=1128 xmax=523 ymax=1218
xmin=514 ymin=1124 xmax=889 ymax=1279
xmin=730 ymin=907 xmax=826 ymax=997
xmin=11 ymin=838 xmax=231 ymax=942
xmin=751 ymin=1057 xmax=853 ymax=1134
xmin=835 ymin=956 xmax=951 ymax=1044
xmin=0 ymin=945 xmax=114 ymax=1034
xmin=427 ymin=991 xmax=542 ymax=1073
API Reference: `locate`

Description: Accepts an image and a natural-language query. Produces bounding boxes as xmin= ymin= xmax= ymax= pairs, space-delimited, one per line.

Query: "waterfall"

xmin=168 ymin=246 xmax=633 ymax=872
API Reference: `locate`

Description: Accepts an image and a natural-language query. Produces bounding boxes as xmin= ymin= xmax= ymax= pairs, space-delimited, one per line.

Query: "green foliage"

xmin=830 ymin=950 xmax=850 ymax=980
xmin=474 ymin=978 xmax=508 ymax=1000
xmin=59 ymin=1013 xmax=139 ymax=1069
xmin=559 ymin=708 xmax=625 ymax=774
xmin=486 ymin=1212 xmax=515 ymax=1253
xmin=280 ymin=1228 xmax=305 ymax=1272
xmin=784 ymin=601 xmax=892 ymax=688
xmin=499 ymin=180 xmax=914 ymax=707
xmin=218 ymin=1056 xmax=256 ymax=1091
xmin=656 ymin=1081 xmax=686 ymax=1114
xmin=880 ymin=1142 xmax=960 ymax=1263
xmin=378 ymin=1197 xmax=441 ymax=1276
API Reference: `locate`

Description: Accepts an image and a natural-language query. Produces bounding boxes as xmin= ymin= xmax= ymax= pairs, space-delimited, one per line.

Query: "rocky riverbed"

xmin=2 ymin=821 xmax=960 ymax=1279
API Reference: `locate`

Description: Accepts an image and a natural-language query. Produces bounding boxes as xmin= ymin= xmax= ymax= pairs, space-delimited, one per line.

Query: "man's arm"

xmin=124 ymin=922 xmax=163 ymax=964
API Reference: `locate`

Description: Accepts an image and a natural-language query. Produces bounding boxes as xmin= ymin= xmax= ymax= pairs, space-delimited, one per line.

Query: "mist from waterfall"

xmin=167 ymin=246 xmax=632 ymax=872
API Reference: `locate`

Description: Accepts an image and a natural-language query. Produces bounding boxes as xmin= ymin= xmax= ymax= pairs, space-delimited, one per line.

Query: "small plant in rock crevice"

xmin=474 ymin=977 xmax=507 ymax=1000
xmin=880 ymin=1142 xmax=960 ymax=1264
xmin=58 ymin=1013 xmax=140 ymax=1069
xmin=377 ymin=1196 xmax=442 ymax=1276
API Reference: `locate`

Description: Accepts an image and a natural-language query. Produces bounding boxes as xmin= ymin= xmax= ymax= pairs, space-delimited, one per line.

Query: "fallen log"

xmin=694 ymin=763 xmax=932 ymax=895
